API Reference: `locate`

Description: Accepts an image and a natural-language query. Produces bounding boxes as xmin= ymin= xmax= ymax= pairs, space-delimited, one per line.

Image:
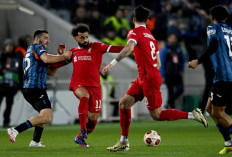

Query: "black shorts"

xmin=22 ymin=88 xmax=51 ymax=112
xmin=210 ymin=81 xmax=232 ymax=106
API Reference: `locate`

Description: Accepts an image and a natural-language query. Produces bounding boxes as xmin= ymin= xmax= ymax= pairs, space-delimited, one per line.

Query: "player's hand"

xmin=188 ymin=59 xmax=199 ymax=69
xmin=102 ymin=64 xmax=113 ymax=75
xmin=63 ymin=51 xmax=72 ymax=61
xmin=57 ymin=44 xmax=66 ymax=55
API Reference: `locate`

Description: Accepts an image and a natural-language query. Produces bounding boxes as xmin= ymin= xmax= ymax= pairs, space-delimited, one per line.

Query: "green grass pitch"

xmin=0 ymin=117 xmax=225 ymax=157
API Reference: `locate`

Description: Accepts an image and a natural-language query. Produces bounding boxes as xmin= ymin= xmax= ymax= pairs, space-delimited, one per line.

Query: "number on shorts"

xmin=95 ymin=100 xmax=101 ymax=110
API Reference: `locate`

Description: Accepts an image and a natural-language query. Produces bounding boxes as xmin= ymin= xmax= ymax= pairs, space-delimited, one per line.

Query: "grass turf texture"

xmin=0 ymin=117 xmax=225 ymax=157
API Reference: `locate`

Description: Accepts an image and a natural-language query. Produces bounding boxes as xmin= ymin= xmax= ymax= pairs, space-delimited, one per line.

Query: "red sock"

xmin=86 ymin=119 xmax=97 ymax=134
xmin=159 ymin=109 xmax=188 ymax=121
xmin=78 ymin=97 xmax=89 ymax=130
xmin=120 ymin=109 xmax=131 ymax=136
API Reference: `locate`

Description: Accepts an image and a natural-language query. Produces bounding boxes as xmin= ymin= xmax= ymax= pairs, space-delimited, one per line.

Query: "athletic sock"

xmin=159 ymin=109 xmax=188 ymax=121
xmin=217 ymin=124 xmax=231 ymax=142
xmin=120 ymin=135 xmax=128 ymax=142
xmin=86 ymin=119 xmax=97 ymax=134
xmin=120 ymin=109 xmax=131 ymax=137
xmin=33 ymin=126 xmax=44 ymax=142
xmin=227 ymin=124 xmax=232 ymax=134
xmin=78 ymin=97 xmax=89 ymax=130
xmin=188 ymin=112 xmax=195 ymax=119
xmin=15 ymin=120 xmax=33 ymax=133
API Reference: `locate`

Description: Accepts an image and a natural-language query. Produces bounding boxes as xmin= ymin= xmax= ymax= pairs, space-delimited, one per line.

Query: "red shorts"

xmin=126 ymin=69 xmax=162 ymax=111
xmin=72 ymin=84 xmax=102 ymax=113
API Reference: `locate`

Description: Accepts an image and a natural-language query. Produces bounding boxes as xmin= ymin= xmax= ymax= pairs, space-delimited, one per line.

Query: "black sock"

xmin=227 ymin=125 xmax=232 ymax=134
xmin=217 ymin=124 xmax=231 ymax=141
xmin=33 ymin=126 xmax=44 ymax=142
xmin=15 ymin=120 xmax=33 ymax=133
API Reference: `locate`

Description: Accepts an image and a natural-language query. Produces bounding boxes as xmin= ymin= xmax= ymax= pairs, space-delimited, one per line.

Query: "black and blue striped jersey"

xmin=207 ymin=23 xmax=232 ymax=83
xmin=23 ymin=44 xmax=48 ymax=89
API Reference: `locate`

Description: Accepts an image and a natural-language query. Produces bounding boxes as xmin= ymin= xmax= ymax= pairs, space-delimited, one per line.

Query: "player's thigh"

xmin=74 ymin=87 xmax=89 ymax=99
xmin=39 ymin=108 xmax=53 ymax=121
xmin=88 ymin=87 xmax=102 ymax=113
xmin=119 ymin=94 xmax=136 ymax=109
xmin=22 ymin=88 xmax=51 ymax=112
xmin=143 ymin=74 xmax=162 ymax=111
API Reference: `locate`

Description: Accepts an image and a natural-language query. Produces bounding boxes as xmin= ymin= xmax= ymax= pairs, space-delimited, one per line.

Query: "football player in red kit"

xmin=55 ymin=24 xmax=124 ymax=147
xmin=102 ymin=6 xmax=208 ymax=152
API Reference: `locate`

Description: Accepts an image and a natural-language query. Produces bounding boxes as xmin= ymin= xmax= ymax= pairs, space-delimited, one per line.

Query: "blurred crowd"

xmin=0 ymin=35 xmax=32 ymax=127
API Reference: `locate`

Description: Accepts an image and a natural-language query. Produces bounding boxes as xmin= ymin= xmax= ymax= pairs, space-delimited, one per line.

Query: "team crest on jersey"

xmin=88 ymin=48 xmax=92 ymax=53
xmin=74 ymin=56 xmax=77 ymax=62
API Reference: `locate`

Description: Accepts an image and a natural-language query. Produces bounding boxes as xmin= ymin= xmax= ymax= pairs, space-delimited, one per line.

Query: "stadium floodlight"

xmin=0 ymin=0 xmax=35 ymax=16
xmin=18 ymin=6 xmax=34 ymax=15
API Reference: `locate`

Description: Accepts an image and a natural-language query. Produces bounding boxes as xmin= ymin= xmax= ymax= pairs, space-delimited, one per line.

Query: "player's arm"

xmin=40 ymin=51 xmax=72 ymax=64
xmin=102 ymin=40 xmax=135 ymax=75
xmin=188 ymin=38 xmax=218 ymax=69
xmin=107 ymin=45 xmax=125 ymax=53
xmin=156 ymin=52 xmax=161 ymax=70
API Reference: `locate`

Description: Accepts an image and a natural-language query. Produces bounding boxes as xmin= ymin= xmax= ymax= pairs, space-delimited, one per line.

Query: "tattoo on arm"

xmin=115 ymin=41 xmax=135 ymax=62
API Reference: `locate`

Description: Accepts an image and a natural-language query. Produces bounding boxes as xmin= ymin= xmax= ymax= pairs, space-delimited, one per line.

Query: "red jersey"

xmin=69 ymin=42 xmax=111 ymax=89
xmin=127 ymin=25 xmax=159 ymax=76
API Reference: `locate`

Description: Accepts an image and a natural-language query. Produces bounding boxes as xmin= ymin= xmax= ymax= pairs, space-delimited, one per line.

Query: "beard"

xmin=78 ymin=41 xmax=89 ymax=48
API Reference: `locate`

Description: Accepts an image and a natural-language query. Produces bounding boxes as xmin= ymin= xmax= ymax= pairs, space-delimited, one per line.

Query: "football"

xmin=144 ymin=130 xmax=161 ymax=147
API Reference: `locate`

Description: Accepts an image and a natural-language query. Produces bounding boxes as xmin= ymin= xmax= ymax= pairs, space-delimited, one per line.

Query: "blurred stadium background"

xmin=0 ymin=0 xmax=231 ymax=126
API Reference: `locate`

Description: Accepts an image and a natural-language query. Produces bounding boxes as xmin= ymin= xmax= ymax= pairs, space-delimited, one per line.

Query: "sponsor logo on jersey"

xmin=78 ymin=56 xmax=92 ymax=60
xmin=143 ymin=33 xmax=155 ymax=40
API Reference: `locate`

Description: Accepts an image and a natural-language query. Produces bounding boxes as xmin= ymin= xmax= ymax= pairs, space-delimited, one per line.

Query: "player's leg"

xmin=29 ymin=124 xmax=45 ymax=147
xmin=208 ymin=102 xmax=232 ymax=154
xmin=73 ymin=86 xmax=89 ymax=147
xmin=86 ymin=112 xmax=99 ymax=134
xmin=7 ymin=89 xmax=52 ymax=143
xmin=74 ymin=87 xmax=89 ymax=137
xmin=107 ymin=94 xmax=136 ymax=152
xmin=85 ymin=86 xmax=101 ymax=135
xmin=145 ymin=71 xmax=208 ymax=127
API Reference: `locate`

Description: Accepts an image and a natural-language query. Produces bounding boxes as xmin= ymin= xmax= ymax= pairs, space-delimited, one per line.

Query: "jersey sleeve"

xmin=36 ymin=45 xmax=47 ymax=56
xmin=127 ymin=29 xmax=139 ymax=45
xmin=95 ymin=42 xmax=111 ymax=53
xmin=207 ymin=25 xmax=219 ymax=42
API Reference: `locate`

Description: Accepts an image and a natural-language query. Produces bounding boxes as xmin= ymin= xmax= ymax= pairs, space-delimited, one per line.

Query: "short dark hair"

xmin=211 ymin=5 xmax=229 ymax=22
xmin=33 ymin=29 xmax=48 ymax=39
xmin=71 ymin=24 xmax=90 ymax=37
xmin=134 ymin=5 xmax=150 ymax=22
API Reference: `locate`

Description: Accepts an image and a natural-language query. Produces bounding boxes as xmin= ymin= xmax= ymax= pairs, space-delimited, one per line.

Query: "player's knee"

xmin=206 ymin=107 xmax=212 ymax=115
xmin=149 ymin=109 xmax=161 ymax=120
xmin=44 ymin=116 xmax=52 ymax=123
xmin=119 ymin=99 xmax=130 ymax=109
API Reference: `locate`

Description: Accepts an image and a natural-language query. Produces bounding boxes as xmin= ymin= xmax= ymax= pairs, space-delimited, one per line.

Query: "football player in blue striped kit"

xmin=7 ymin=30 xmax=72 ymax=147
xmin=189 ymin=5 xmax=232 ymax=155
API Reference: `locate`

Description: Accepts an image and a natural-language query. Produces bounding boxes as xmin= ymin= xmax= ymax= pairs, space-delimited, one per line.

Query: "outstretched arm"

xmin=188 ymin=38 xmax=218 ymax=69
xmin=102 ymin=40 xmax=135 ymax=75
